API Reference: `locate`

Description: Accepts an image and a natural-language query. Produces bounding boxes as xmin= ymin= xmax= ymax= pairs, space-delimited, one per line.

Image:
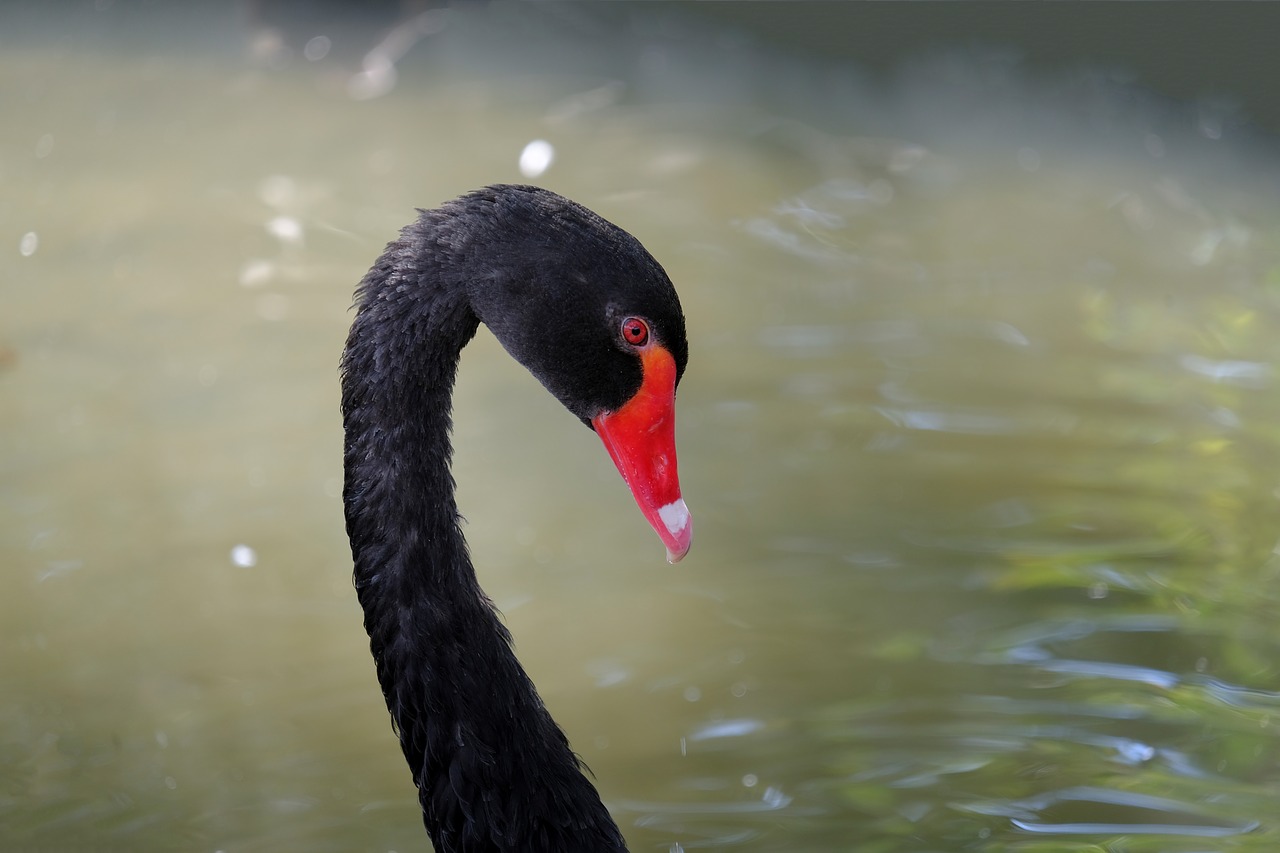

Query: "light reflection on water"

xmin=3 ymin=3 xmax=1280 ymax=851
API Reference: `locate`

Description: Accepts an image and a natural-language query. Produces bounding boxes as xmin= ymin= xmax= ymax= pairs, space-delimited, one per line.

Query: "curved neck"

xmin=340 ymin=218 xmax=627 ymax=852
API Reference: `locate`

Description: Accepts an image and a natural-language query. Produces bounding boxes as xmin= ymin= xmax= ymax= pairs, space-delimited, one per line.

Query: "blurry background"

xmin=3 ymin=2 xmax=1280 ymax=850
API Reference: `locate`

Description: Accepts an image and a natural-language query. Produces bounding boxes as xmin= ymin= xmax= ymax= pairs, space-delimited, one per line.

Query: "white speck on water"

xmin=164 ymin=776 xmax=177 ymax=790
xmin=266 ymin=216 xmax=303 ymax=245
xmin=19 ymin=232 xmax=38 ymax=257
xmin=238 ymin=259 xmax=274 ymax=287
xmin=348 ymin=53 xmax=397 ymax=101
xmin=691 ymin=718 xmax=763 ymax=740
xmin=1115 ymin=739 xmax=1156 ymax=763
xmin=230 ymin=544 xmax=257 ymax=568
xmin=742 ymin=773 xmax=758 ymax=788
xmin=519 ymin=139 xmax=555 ymax=178
xmin=683 ymin=685 xmax=701 ymax=702
xmin=761 ymin=786 xmax=791 ymax=808
xmin=303 ymin=35 xmax=331 ymax=61
xmin=155 ymin=730 xmax=169 ymax=749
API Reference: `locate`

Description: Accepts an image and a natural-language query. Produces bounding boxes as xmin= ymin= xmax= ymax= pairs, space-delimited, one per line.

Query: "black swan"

xmin=340 ymin=185 xmax=691 ymax=851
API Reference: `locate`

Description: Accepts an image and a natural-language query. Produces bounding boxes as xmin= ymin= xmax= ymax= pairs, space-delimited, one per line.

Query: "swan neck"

xmin=340 ymin=217 xmax=627 ymax=852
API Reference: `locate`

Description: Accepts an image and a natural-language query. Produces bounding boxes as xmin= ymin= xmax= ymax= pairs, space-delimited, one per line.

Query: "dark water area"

xmin=2 ymin=3 xmax=1280 ymax=851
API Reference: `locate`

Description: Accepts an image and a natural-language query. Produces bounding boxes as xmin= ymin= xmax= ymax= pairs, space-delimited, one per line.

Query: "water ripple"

xmin=999 ymin=786 xmax=1260 ymax=836
xmin=1180 ymin=354 xmax=1271 ymax=387
xmin=689 ymin=718 xmax=767 ymax=742
xmin=875 ymin=406 xmax=1020 ymax=435
xmin=1035 ymin=658 xmax=1181 ymax=690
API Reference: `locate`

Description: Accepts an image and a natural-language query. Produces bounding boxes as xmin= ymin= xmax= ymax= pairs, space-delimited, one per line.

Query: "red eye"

xmin=621 ymin=317 xmax=649 ymax=347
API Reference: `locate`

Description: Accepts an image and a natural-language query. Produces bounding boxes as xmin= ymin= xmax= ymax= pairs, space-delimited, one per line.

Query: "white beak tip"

xmin=657 ymin=499 xmax=692 ymax=563
xmin=658 ymin=499 xmax=690 ymax=537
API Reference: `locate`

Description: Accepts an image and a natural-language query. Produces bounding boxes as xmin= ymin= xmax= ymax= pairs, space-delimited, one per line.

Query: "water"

xmin=3 ymin=4 xmax=1280 ymax=851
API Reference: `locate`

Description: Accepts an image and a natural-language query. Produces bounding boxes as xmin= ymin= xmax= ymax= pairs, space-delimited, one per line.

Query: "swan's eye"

xmin=621 ymin=317 xmax=650 ymax=347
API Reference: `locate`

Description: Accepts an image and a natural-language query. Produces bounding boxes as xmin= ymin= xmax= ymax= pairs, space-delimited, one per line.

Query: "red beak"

xmin=591 ymin=345 xmax=691 ymax=563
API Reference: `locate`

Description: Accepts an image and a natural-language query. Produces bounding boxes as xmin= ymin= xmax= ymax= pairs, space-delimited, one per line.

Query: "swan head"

xmin=455 ymin=185 xmax=692 ymax=563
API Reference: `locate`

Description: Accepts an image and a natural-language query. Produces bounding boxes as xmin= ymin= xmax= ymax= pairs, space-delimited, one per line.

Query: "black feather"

xmin=341 ymin=185 xmax=687 ymax=851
